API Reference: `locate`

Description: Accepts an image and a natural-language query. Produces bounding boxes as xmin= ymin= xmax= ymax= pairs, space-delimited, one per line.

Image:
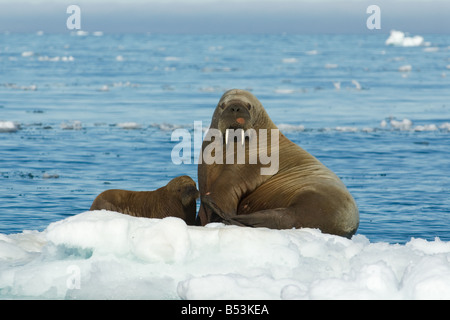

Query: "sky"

xmin=0 ymin=0 xmax=449 ymax=34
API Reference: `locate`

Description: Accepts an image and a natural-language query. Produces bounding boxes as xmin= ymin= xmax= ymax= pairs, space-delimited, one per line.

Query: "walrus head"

xmin=208 ymin=89 xmax=278 ymax=146
xmin=212 ymin=89 xmax=260 ymax=132
xmin=166 ymin=175 xmax=200 ymax=207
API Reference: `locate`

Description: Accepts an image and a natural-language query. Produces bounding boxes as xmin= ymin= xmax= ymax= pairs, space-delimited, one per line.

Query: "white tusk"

xmin=241 ymin=129 xmax=245 ymax=146
xmin=225 ymin=129 xmax=229 ymax=146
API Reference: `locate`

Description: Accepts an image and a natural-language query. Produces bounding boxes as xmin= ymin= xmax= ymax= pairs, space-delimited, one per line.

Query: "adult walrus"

xmin=197 ymin=89 xmax=359 ymax=237
xmin=90 ymin=175 xmax=199 ymax=225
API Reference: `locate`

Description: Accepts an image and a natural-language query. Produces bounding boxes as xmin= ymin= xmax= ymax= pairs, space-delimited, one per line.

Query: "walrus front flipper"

xmin=201 ymin=194 xmax=237 ymax=221
xmin=227 ymin=208 xmax=298 ymax=229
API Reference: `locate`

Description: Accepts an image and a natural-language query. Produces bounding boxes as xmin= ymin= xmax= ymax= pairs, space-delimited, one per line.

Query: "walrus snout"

xmin=181 ymin=185 xmax=200 ymax=207
xmin=218 ymin=101 xmax=252 ymax=132
xmin=166 ymin=176 xmax=199 ymax=207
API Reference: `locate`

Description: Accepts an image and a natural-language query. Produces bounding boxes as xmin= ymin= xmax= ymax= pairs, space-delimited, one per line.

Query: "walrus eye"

xmin=219 ymin=103 xmax=225 ymax=109
xmin=247 ymin=103 xmax=252 ymax=110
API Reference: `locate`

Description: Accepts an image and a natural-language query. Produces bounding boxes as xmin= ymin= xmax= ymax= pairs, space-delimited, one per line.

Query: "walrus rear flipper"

xmin=202 ymin=194 xmax=298 ymax=229
xmin=228 ymin=208 xmax=298 ymax=229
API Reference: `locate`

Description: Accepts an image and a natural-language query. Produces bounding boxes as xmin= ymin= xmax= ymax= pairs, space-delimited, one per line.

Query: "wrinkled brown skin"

xmin=90 ymin=175 xmax=199 ymax=226
xmin=197 ymin=89 xmax=359 ymax=238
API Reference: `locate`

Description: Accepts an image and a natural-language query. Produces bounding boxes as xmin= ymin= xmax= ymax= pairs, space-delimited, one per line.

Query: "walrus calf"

xmin=197 ymin=89 xmax=359 ymax=237
xmin=90 ymin=175 xmax=199 ymax=225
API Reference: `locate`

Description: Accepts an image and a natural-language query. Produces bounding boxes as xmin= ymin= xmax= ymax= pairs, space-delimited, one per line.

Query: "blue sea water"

xmin=1 ymin=32 xmax=449 ymax=244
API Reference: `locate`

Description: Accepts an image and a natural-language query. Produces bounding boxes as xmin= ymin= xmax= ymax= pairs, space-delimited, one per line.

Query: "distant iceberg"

xmin=385 ymin=30 xmax=424 ymax=47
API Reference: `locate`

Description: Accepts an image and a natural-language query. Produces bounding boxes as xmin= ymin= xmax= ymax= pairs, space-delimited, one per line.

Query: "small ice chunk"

xmin=42 ymin=172 xmax=59 ymax=179
xmin=274 ymin=88 xmax=295 ymax=94
xmin=281 ymin=58 xmax=298 ymax=63
xmin=164 ymin=56 xmax=180 ymax=61
xmin=351 ymin=80 xmax=361 ymax=90
xmin=332 ymin=81 xmax=341 ymax=90
xmin=386 ymin=30 xmax=424 ymax=47
xmin=398 ymin=65 xmax=412 ymax=72
xmin=414 ymin=124 xmax=438 ymax=132
xmin=117 ymin=122 xmax=142 ymax=130
xmin=76 ymin=30 xmax=89 ymax=36
xmin=325 ymin=63 xmax=338 ymax=69
xmin=390 ymin=118 xmax=412 ymax=130
xmin=439 ymin=123 xmax=450 ymax=131
xmin=0 ymin=121 xmax=20 ymax=133
xmin=21 ymin=51 xmax=34 ymax=57
xmin=278 ymin=124 xmax=305 ymax=132
xmin=60 ymin=120 xmax=82 ymax=130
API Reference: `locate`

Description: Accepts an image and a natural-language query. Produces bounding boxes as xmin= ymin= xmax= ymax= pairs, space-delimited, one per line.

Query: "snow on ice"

xmin=1 ymin=211 xmax=450 ymax=299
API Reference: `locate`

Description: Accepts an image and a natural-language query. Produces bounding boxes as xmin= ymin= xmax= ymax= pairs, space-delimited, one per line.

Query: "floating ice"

xmin=208 ymin=46 xmax=223 ymax=51
xmin=164 ymin=56 xmax=180 ymax=61
xmin=423 ymin=47 xmax=439 ymax=53
xmin=201 ymin=67 xmax=233 ymax=73
xmin=377 ymin=118 xmax=448 ymax=132
xmin=390 ymin=118 xmax=413 ymax=130
xmin=151 ymin=123 xmax=185 ymax=131
xmin=281 ymin=58 xmax=298 ymax=63
xmin=386 ymin=30 xmax=424 ymax=47
xmin=21 ymin=51 xmax=34 ymax=57
xmin=75 ymin=30 xmax=89 ymax=36
xmin=111 ymin=81 xmax=139 ymax=88
xmin=117 ymin=122 xmax=142 ymax=130
xmin=278 ymin=124 xmax=305 ymax=132
xmin=38 ymin=56 xmax=74 ymax=62
xmin=60 ymin=120 xmax=82 ymax=130
xmin=61 ymin=56 xmax=74 ymax=62
xmin=42 ymin=172 xmax=60 ymax=179
xmin=414 ymin=124 xmax=438 ymax=132
xmin=199 ymin=86 xmax=221 ymax=92
xmin=336 ymin=126 xmax=358 ymax=132
xmin=0 ymin=121 xmax=20 ymax=133
xmin=439 ymin=123 xmax=450 ymax=131
xmin=332 ymin=81 xmax=340 ymax=90
xmin=4 ymin=83 xmax=37 ymax=91
xmin=351 ymin=80 xmax=361 ymax=90
xmin=274 ymin=88 xmax=295 ymax=94
xmin=1 ymin=211 xmax=450 ymax=299
xmin=398 ymin=65 xmax=412 ymax=72
xmin=324 ymin=63 xmax=338 ymax=69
